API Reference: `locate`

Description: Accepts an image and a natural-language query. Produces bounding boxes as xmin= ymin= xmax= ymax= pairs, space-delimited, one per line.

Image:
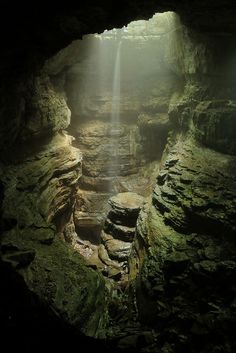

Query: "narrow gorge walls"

xmin=0 ymin=6 xmax=236 ymax=353
xmin=131 ymin=14 xmax=236 ymax=353
xmin=44 ymin=13 xmax=181 ymax=260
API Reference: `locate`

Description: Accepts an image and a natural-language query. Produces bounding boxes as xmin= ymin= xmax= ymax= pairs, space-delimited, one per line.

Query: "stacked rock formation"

xmin=98 ymin=192 xmax=144 ymax=279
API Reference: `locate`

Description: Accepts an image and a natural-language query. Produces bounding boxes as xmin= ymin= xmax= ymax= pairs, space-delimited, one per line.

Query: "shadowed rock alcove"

xmin=0 ymin=2 xmax=236 ymax=353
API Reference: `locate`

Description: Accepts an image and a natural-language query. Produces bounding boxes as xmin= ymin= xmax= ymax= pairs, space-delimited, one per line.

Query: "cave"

xmin=0 ymin=2 xmax=236 ymax=353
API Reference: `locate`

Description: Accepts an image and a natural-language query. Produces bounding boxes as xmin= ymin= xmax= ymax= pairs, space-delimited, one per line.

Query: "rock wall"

xmin=0 ymin=72 xmax=108 ymax=338
xmin=130 ymin=18 xmax=236 ymax=353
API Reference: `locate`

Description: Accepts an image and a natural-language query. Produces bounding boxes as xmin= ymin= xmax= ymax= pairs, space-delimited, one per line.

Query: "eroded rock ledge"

xmin=131 ymin=136 xmax=236 ymax=352
xmin=0 ymin=128 xmax=108 ymax=337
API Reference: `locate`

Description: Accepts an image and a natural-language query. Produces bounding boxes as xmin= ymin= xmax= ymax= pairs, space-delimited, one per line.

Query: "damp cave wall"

xmin=0 ymin=1 xmax=236 ymax=351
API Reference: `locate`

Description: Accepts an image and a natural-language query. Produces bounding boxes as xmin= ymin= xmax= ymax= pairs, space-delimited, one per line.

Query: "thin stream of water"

xmin=110 ymin=41 xmax=122 ymax=177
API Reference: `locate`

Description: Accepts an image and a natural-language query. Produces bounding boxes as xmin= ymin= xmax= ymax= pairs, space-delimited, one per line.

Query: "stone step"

xmin=98 ymin=244 xmax=125 ymax=279
xmin=104 ymin=218 xmax=135 ymax=242
xmin=74 ymin=211 xmax=104 ymax=244
xmin=108 ymin=209 xmax=138 ymax=227
xmin=101 ymin=232 xmax=132 ymax=261
xmin=108 ymin=192 xmax=144 ymax=226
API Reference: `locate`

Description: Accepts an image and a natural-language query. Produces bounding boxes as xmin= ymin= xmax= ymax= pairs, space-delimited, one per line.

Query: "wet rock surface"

xmin=74 ymin=120 xmax=139 ymax=178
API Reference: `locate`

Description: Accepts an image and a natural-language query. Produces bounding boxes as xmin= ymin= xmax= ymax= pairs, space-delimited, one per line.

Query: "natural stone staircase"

xmin=98 ymin=192 xmax=144 ymax=280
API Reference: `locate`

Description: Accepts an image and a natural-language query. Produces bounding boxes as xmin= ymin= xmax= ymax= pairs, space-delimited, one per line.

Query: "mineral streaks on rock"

xmin=74 ymin=120 xmax=139 ymax=180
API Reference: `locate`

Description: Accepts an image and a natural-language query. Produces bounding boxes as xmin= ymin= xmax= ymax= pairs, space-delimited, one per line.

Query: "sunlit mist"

xmin=45 ymin=11 xmax=181 ymax=193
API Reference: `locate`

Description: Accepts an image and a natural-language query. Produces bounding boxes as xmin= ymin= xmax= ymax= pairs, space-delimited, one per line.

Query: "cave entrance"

xmin=46 ymin=11 xmax=182 ymax=280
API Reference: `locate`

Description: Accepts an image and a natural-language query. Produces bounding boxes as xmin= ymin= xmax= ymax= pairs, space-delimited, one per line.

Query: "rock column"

xmin=98 ymin=192 xmax=144 ymax=280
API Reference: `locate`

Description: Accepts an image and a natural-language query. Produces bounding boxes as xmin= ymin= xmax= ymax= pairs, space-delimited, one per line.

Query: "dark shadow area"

xmin=0 ymin=261 xmax=118 ymax=353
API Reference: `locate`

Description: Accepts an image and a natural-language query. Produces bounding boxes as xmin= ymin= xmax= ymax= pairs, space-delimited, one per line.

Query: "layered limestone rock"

xmin=0 ymin=72 xmax=108 ymax=338
xmin=1 ymin=132 xmax=81 ymax=230
xmin=130 ymin=136 xmax=236 ymax=352
xmin=193 ymin=100 xmax=236 ymax=155
xmin=127 ymin=15 xmax=236 ymax=353
xmin=0 ymin=131 xmax=108 ymax=336
xmin=74 ymin=120 xmax=139 ymax=180
xmin=108 ymin=192 xmax=145 ymax=227
xmin=153 ymin=136 xmax=236 ymax=235
xmin=71 ymin=118 xmax=160 ymax=250
xmin=98 ymin=192 xmax=144 ymax=280
xmin=0 ymin=74 xmax=71 ymax=155
xmin=1 ymin=6 xmax=236 ymax=351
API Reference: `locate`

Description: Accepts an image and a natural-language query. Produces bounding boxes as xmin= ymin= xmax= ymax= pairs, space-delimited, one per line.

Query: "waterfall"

xmin=110 ymin=41 xmax=122 ymax=179
xmin=111 ymin=41 xmax=121 ymax=128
